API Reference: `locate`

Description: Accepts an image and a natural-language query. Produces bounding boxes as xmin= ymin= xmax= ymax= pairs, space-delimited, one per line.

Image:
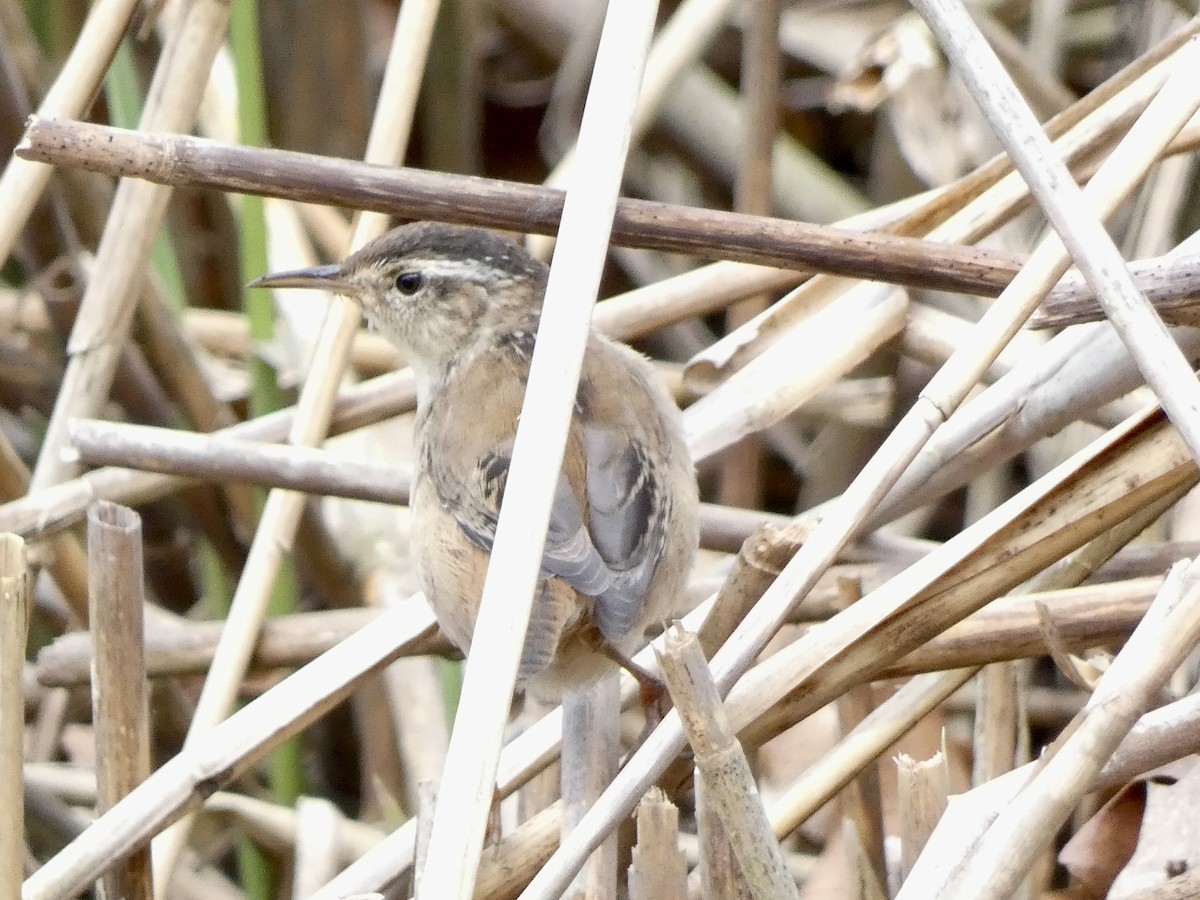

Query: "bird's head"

xmin=249 ymin=221 xmax=547 ymax=374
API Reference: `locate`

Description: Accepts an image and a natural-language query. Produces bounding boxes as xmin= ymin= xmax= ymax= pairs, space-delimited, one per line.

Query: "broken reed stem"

xmin=87 ymin=501 xmax=152 ymax=900
xmin=16 ymin=117 xmax=1026 ymax=297
xmin=895 ymin=480 xmax=1197 ymax=895
xmin=628 ymin=789 xmax=687 ymax=900
xmin=938 ymin=558 xmax=1200 ymax=899
xmin=767 ymin=668 xmax=974 ymax=842
xmin=0 ymin=534 xmax=28 ymax=900
xmin=19 ymin=599 xmax=438 ymax=900
xmin=896 ymin=750 xmax=950 ymax=882
xmin=657 ymin=624 xmax=799 ymax=900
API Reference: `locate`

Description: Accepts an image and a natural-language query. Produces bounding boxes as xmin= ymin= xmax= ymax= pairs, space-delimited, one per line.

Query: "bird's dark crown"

xmin=344 ymin=221 xmax=547 ymax=287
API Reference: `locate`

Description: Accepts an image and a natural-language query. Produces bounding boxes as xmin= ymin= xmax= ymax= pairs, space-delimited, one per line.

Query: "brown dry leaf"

xmin=1059 ymin=780 xmax=1147 ymax=898
xmin=1109 ymin=757 xmax=1200 ymax=897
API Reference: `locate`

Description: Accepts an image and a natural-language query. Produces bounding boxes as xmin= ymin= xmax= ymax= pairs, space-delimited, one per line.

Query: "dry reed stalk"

xmin=684 ymin=283 xmax=907 ymax=460
xmin=524 ymin=381 xmax=1197 ymax=895
xmin=0 ymin=0 xmax=139 ymax=264
xmin=693 ymin=797 xmax=747 ymax=900
xmin=912 ymin=6 xmax=1200 ymax=463
xmin=748 ymin=475 xmax=1180 ymax=744
xmin=412 ymin=780 xmax=436 ymax=891
xmin=627 ymin=789 xmax=686 ymax=900
xmin=0 ymin=418 xmax=89 ymax=621
xmin=87 ymin=502 xmax=152 ymax=900
xmin=716 ymin=0 xmax=779 ymax=509
xmin=972 ymin=662 xmax=1021 ymax=785
xmin=35 ymin=606 xmax=440 ymax=684
xmin=914 ymin=558 xmax=1200 ymax=899
xmin=19 ymin=597 xmax=437 ymax=900
xmin=657 ymin=625 xmax=799 ymax=900
xmin=184 ymin=307 xmax=401 ymax=372
xmin=759 ymin=483 xmax=1181 ymax=892
xmin=199 ymin=791 xmax=384 ymax=862
xmin=532 ymin=0 xmax=737 ymax=199
xmin=679 ymin=35 xmax=1195 ymax=465
xmin=968 ymin=9 xmax=1075 ymax=116
xmin=1032 ymin=250 xmax=1200 ymax=327
xmin=681 ymin=19 xmax=1200 ymax=687
xmin=156 ymin=8 xmax=443 ymax=876
xmin=290 ymin=797 xmax=343 ymax=899
xmin=871 ymin=324 xmax=1200 ymax=526
xmin=313 ymin=596 xmax=718 ymax=898
xmin=561 ymin=677 xmax=620 ymax=900
xmin=834 ymin=686 xmax=886 ymax=891
xmin=38 ymin=554 xmax=1146 ymax=690
xmin=418 ymin=2 xmax=657 ymax=894
xmin=15 ymin=118 xmax=1031 ymax=297
xmin=0 ymin=369 xmax=417 ymax=541
xmin=57 ymin=418 xmax=797 ymax=556
xmin=365 ymin=576 xmax=450 ymax=816
xmin=0 ymin=533 xmax=27 ymax=900
xmin=28 ymin=0 xmax=231 ymax=491
xmin=896 ymin=750 xmax=950 ymax=882
xmin=132 ymin=278 xmax=261 ymax=537
xmin=896 ymin=302 xmax=1033 ymax=395
xmin=475 ymin=799 xmax=562 ymax=900
xmin=69 ymin=418 xmax=414 ymax=506
xmin=907 ymin=687 xmax=1200 ymax=894
xmin=686 ymin=32 xmax=1184 ymax=390
xmin=877 ymin=576 xmax=1159 ymax=678
xmin=766 ymin=669 xmax=972 ymax=842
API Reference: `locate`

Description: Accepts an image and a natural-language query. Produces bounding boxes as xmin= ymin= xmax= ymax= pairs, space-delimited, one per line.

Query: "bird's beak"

xmin=246 ymin=263 xmax=357 ymax=296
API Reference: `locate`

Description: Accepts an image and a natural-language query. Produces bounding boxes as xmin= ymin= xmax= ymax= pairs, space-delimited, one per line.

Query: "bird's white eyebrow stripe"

xmin=374 ymin=257 xmax=510 ymax=281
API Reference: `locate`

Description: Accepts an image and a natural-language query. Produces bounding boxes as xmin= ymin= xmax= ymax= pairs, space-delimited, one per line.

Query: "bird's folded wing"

xmin=452 ymin=426 xmax=667 ymax=644
xmin=583 ymin=426 xmax=664 ymax=643
xmin=453 ymin=453 xmax=616 ymax=600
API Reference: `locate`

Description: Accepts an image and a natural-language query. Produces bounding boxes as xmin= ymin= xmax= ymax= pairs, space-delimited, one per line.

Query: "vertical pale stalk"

xmin=88 ymin=501 xmax=152 ymax=900
xmin=417 ymin=1 xmax=659 ymax=895
xmin=718 ymin=0 xmax=780 ymax=508
xmin=562 ymin=677 xmax=621 ymax=899
xmin=0 ymin=534 xmax=28 ymax=900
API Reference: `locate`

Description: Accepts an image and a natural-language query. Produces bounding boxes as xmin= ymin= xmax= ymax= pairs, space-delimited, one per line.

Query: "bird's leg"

xmin=597 ymin=642 xmax=670 ymax=737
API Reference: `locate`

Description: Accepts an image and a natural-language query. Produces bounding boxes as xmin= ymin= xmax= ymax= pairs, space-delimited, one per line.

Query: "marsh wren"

xmin=251 ymin=222 xmax=698 ymax=699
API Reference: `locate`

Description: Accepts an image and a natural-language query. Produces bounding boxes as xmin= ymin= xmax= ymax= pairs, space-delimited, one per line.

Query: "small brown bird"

xmin=251 ymin=222 xmax=698 ymax=699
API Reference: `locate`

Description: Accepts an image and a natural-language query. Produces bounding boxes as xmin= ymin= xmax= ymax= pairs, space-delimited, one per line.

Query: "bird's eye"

xmin=394 ymin=271 xmax=425 ymax=295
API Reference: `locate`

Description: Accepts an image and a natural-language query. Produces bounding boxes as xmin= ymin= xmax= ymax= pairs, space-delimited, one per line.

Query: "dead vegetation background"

xmin=4 ymin=0 xmax=1200 ymax=898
